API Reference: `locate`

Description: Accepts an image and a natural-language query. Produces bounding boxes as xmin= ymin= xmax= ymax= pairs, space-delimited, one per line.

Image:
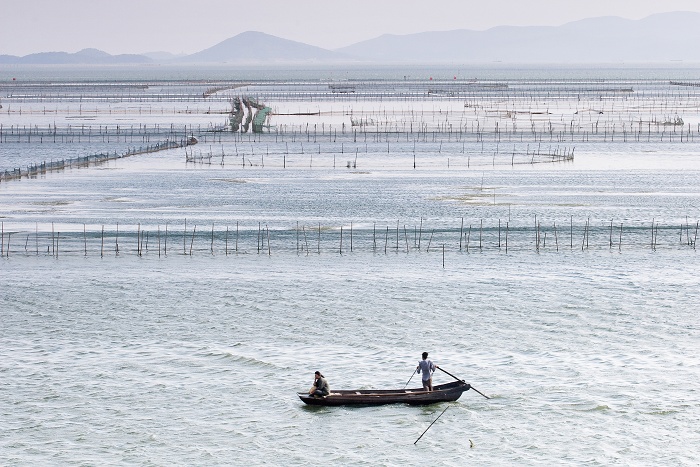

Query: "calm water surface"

xmin=1 ymin=68 xmax=699 ymax=465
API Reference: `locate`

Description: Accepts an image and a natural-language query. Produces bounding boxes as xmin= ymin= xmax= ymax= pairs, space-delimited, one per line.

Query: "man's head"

xmin=422 ymin=352 xmax=428 ymax=360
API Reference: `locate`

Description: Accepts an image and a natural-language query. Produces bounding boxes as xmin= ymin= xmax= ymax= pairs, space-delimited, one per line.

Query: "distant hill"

xmin=336 ymin=11 xmax=700 ymax=63
xmin=2 ymin=12 xmax=699 ymax=66
xmin=180 ymin=31 xmax=348 ymax=63
xmin=0 ymin=48 xmax=152 ymax=65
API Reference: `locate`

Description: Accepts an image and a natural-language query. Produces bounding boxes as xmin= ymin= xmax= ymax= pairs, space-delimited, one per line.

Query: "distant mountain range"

xmin=1 ymin=12 xmax=699 ymax=65
xmin=0 ymin=48 xmax=151 ymax=65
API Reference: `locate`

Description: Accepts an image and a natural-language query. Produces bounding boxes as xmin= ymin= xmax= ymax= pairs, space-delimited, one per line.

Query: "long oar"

xmin=414 ymin=405 xmax=450 ymax=444
xmin=436 ymin=366 xmax=490 ymax=399
xmin=403 ymin=369 xmax=417 ymax=389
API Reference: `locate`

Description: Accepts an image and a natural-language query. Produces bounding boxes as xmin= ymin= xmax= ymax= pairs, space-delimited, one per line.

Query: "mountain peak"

xmin=181 ymin=31 xmax=347 ymax=63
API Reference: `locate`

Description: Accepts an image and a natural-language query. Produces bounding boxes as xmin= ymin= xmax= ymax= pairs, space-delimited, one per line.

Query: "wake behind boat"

xmin=297 ymin=380 xmax=471 ymax=406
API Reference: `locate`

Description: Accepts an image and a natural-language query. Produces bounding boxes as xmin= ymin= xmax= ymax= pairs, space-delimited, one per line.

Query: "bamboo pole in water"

xmin=137 ymin=222 xmax=141 ymax=256
xmin=396 ymin=221 xmax=399 ymax=253
xmin=384 ymin=226 xmax=389 ymax=254
xmin=418 ymin=218 xmax=423 ymax=249
xmin=350 ymin=222 xmax=353 ymax=252
xmin=303 ymin=225 xmax=309 ymax=255
xmin=619 ymin=223 xmax=622 ymax=252
xmin=505 ymin=221 xmax=509 ymax=254
xmin=190 ymin=225 xmax=196 ymax=256
xmin=404 ymin=225 xmax=409 ymax=253
xmin=373 ymin=223 xmax=376 ymax=253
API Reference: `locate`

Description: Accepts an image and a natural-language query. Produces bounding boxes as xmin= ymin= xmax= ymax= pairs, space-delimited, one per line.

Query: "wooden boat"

xmin=297 ymin=380 xmax=471 ymax=406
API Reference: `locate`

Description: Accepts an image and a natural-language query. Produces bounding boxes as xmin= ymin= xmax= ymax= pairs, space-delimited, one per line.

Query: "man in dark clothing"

xmin=310 ymin=371 xmax=330 ymax=397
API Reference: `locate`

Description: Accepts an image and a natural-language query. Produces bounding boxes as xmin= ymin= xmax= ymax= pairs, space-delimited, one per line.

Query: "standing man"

xmin=416 ymin=352 xmax=437 ymax=391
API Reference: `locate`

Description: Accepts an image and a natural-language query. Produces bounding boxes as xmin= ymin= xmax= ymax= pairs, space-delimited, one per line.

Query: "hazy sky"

xmin=2 ymin=0 xmax=700 ymax=56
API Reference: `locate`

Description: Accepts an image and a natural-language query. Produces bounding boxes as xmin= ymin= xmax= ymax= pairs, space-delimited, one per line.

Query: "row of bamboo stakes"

xmin=1 ymin=218 xmax=697 ymax=260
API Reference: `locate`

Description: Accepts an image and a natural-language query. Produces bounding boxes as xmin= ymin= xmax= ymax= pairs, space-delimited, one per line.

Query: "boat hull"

xmin=298 ymin=381 xmax=471 ymax=406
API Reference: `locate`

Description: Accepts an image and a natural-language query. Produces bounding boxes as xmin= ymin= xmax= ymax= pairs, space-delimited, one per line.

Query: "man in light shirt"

xmin=416 ymin=352 xmax=437 ymax=391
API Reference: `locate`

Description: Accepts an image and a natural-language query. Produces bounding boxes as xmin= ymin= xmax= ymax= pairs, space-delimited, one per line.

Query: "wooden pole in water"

xmin=609 ymin=219 xmax=613 ymax=249
xmin=384 ymin=226 xmax=389 ymax=254
xmin=404 ymin=225 xmax=409 ymax=253
xmin=498 ymin=219 xmax=501 ymax=249
xmin=164 ymin=223 xmax=168 ymax=256
xmin=83 ymin=224 xmax=87 ymax=256
xmin=414 ymin=405 xmax=450 ymax=445
xmin=418 ymin=218 xmax=423 ymax=250
xmin=619 ymin=223 xmax=622 ymax=252
xmin=505 ymin=221 xmax=509 ymax=253
xmin=116 ymin=222 xmax=119 ymax=255
xmin=211 ymin=223 xmax=214 ymax=254
xmin=396 ymin=221 xmax=399 ymax=253
xmin=225 ymin=226 xmax=228 ymax=255
xmin=51 ymin=222 xmax=55 ymax=257
xmin=427 ymin=230 xmax=434 ymax=252
xmin=466 ymin=225 xmax=471 ymax=253
xmin=303 ymin=225 xmax=309 ymax=254
xmin=340 ymin=226 xmax=343 ymax=254
xmin=460 ymin=217 xmax=464 ymax=251
xmin=190 ymin=225 xmax=196 ymax=255
xmin=296 ymin=221 xmax=299 ymax=254
xmin=137 ymin=222 xmax=141 ymax=256
xmin=101 ymin=225 xmax=104 ymax=257
xmin=654 ymin=222 xmax=659 ymax=251
xmin=158 ymin=225 xmax=161 ymax=258
xmin=257 ymin=222 xmax=261 ymax=254
xmin=267 ymin=225 xmax=271 ymax=256
xmin=318 ymin=223 xmax=321 ymax=254
xmin=586 ymin=217 xmax=590 ymax=249
xmin=570 ymin=216 xmax=573 ymax=249
xmin=183 ymin=219 xmax=187 ymax=255
xmin=554 ymin=222 xmax=558 ymax=252
xmin=479 ymin=219 xmax=483 ymax=250
xmin=350 ymin=222 xmax=353 ymax=252
xmin=442 ymin=244 xmax=445 ymax=268
xmin=373 ymin=223 xmax=376 ymax=252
